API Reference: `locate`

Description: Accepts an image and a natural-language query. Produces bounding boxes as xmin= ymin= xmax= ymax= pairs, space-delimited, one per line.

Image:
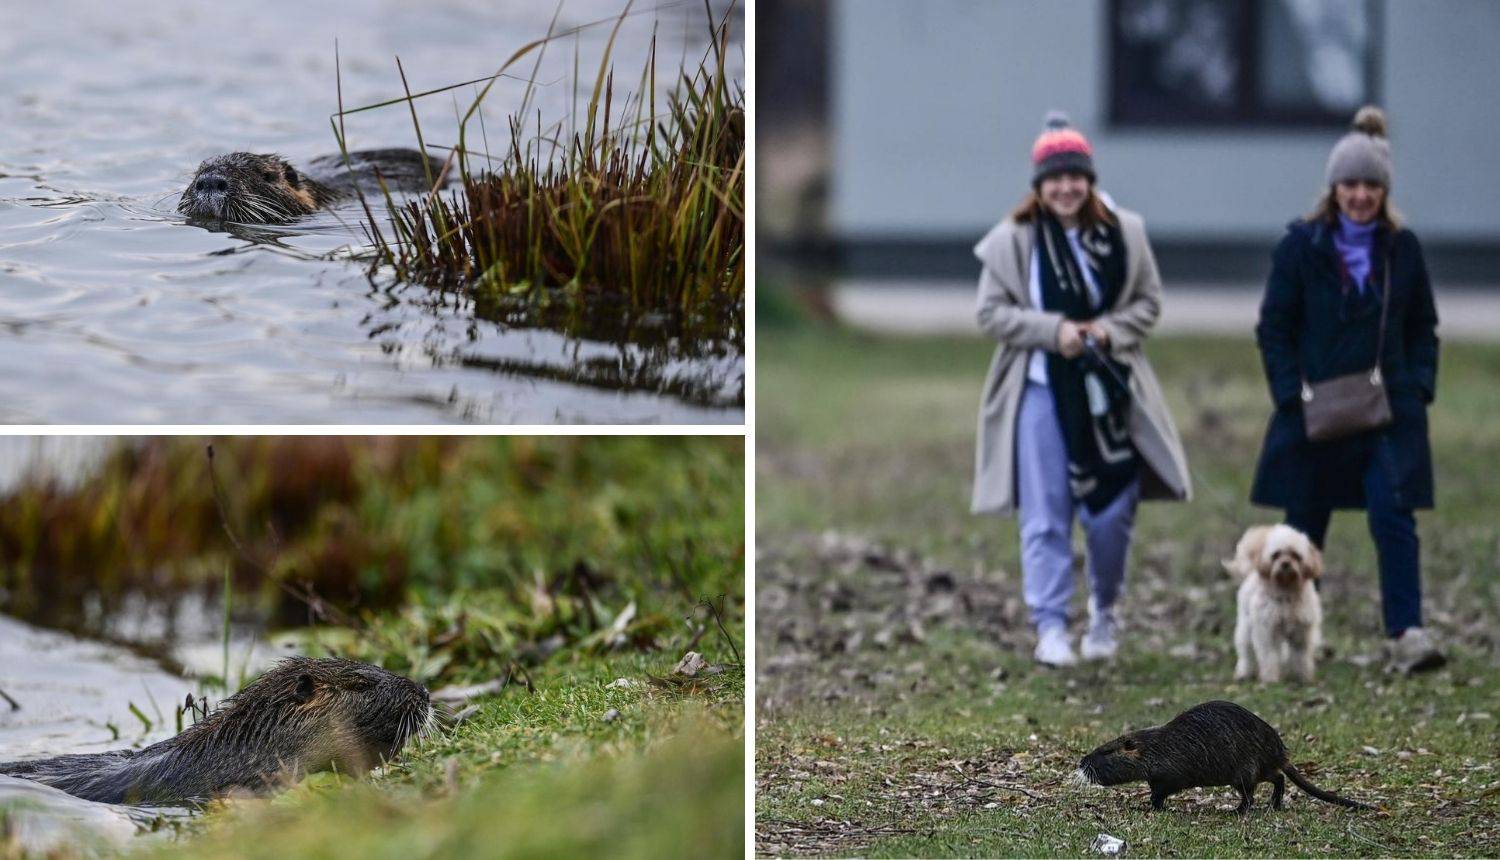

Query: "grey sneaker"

xmin=1081 ymin=605 xmax=1119 ymax=662
xmin=1386 ymin=626 xmax=1446 ymax=675
xmin=1034 ymin=625 xmax=1078 ymax=667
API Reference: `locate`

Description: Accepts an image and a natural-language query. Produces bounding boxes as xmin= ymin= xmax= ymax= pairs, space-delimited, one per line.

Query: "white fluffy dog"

xmin=1223 ymin=524 xmax=1324 ymax=683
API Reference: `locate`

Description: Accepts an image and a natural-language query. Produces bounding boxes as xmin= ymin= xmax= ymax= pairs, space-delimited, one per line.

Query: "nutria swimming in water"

xmin=178 ymin=149 xmax=448 ymax=224
xmin=1077 ymin=700 xmax=1373 ymax=813
xmin=0 ymin=657 xmax=433 ymax=805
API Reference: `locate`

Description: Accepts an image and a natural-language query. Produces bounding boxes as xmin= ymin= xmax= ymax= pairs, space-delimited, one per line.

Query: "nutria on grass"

xmin=178 ymin=149 xmax=448 ymax=223
xmin=0 ymin=657 xmax=433 ymax=805
xmin=1077 ymin=700 xmax=1373 ymax=813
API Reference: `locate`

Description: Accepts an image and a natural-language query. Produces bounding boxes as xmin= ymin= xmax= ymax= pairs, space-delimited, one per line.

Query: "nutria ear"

xmin=293 ymin=673 xmax=316 ymax=703
xmin=284 ymin=165 xmax=299 ymax=186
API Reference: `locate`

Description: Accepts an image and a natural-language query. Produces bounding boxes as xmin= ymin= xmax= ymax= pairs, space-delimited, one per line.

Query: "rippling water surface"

xmin=0 ymin=0 xmax=743 ymax=424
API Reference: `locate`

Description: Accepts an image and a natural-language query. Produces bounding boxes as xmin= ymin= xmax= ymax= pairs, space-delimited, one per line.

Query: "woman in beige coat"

xmin=971 ymin=112 xmax=1190 ymax=666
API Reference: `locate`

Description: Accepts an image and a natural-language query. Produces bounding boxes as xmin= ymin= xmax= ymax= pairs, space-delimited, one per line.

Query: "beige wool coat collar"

xmin=971 ymin=206 xmax=1192 ymax=516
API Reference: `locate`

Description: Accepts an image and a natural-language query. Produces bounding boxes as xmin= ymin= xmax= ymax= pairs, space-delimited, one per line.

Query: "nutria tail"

xmin=1283 ymin=764 xmax=1373 ymax=810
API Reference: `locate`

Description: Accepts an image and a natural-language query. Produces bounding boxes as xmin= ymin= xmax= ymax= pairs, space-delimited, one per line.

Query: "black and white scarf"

xmin=1035 ymin=210 xmax=1138 ymax=514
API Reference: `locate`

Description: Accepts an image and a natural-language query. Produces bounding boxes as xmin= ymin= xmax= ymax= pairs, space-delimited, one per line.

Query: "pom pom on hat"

xmin=1031 ymin=110 xmax=1095 ymax=185
xmin=1351 ymin=105 xmax=1387 ymax=138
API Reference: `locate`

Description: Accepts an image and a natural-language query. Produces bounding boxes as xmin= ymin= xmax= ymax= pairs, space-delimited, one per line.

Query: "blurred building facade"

xmin=790 ymin=0 xmax=1500 ymax=282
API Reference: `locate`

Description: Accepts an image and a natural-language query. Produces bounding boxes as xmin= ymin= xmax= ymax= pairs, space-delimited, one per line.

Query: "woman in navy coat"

xmin=1251 ymin=106 xmax=1443 ymax=673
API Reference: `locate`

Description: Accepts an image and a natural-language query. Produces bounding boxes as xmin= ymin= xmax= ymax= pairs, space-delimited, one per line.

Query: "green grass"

xmin=755 ymin=320 xmax=1500 ymax=857
xmin=144 ymin=651 xmax=744 ymax=860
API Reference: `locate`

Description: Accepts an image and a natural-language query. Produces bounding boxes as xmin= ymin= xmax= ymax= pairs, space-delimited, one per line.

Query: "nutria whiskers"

xmin=178 ymin=149 xmax=447 ymax=224
xmin=0 ymin=657 xmax=433 ymax=805
xmin=1077 ymin=700 xmax=1373 ymax=813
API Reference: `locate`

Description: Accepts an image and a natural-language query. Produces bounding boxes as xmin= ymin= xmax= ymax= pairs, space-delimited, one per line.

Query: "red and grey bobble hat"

xmin=1031 ymin=110 xmax=1095 ymax=186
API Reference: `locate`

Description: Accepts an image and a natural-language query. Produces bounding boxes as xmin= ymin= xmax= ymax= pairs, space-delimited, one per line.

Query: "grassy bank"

xmin=755 ymin=323 xmax=1500 ymax=857
xmin=146 ymin=651 xmax=743 ymax=860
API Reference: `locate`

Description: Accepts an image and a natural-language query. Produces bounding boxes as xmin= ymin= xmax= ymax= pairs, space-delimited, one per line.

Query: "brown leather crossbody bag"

xmin=1300 ymin=255 xmax=1392 ymax=442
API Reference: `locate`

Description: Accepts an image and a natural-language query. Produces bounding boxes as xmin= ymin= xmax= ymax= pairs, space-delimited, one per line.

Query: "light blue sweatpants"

xmin=1016 ymin=382 xmax=1139 ymax=634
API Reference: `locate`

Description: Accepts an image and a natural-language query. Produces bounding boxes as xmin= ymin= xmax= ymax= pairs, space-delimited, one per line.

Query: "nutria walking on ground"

xmin=0 ymin=657 xmax=433 ymax=805
xmin=178 ymin=149 xmax=448 ymax=223
xmin=1077 ymin=700 xmax=1373 ymax=813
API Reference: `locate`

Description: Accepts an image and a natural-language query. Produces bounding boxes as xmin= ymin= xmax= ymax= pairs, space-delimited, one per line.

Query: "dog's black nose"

xmin=195 ymin=175 xmax=229 ymax=193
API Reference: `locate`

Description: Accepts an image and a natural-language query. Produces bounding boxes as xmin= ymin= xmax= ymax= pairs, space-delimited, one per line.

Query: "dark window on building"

xmin=1108 ymin=0 xmax=1379 ymax=127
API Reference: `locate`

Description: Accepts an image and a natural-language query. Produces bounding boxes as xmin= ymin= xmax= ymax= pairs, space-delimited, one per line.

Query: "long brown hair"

xmin=1305 ymin=184 xmax=1402 ymax=232
xmin=1010 ymin=186 xmax=1115 ymax=229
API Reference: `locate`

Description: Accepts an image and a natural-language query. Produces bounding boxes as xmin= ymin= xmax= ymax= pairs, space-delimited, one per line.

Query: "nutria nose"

xmin=195 ymin=175 xmax=229 ymax=193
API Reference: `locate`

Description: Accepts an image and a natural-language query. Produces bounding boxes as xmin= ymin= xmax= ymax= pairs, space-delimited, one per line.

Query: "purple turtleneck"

xmin=1333 ymin=213 xmax=1377 ymax=291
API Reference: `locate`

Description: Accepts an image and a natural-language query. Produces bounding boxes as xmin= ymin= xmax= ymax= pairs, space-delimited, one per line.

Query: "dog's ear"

xmin=1226 ymin=527 xmax=1265 ymax=579
xmin=1304 ymin=541 xmax=1323 ymax=580
xmin=1243 ymin=527 xmax=1273 ymax=578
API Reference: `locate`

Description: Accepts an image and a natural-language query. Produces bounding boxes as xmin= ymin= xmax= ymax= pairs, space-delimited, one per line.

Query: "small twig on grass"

xmin=683 ymin=622 xmax=708 ymax=653
xmin=697 ymin=594 xmax=741 ymax=667
xmin=505 ymin=661 xmax=536 ymax=694
xmin=967 ymin=777 xmax=1044 ymax=801
xmin=1345 ymin=822 xmax=1396 ymax=856
xmin=570 ymin=561 xmax=603 ymax=631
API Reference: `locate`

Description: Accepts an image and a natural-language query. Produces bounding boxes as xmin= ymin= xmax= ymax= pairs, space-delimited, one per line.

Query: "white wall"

xmin=831 ymin=0 xmax=1500 ymax=242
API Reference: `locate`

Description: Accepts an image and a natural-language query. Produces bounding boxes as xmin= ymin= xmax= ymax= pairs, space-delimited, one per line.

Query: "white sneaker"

xmin=1386 ymin=626 xmax=1446 ymax=675
xmin=1034 ymin=626 xmax=1078 ymax=667
xmin=1081 ymin=605 xmax=1119 ymax=661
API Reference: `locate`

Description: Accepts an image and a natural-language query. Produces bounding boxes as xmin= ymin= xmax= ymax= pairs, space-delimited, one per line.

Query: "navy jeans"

xmin=1284 ymin=434 xmax=1422 ymax=637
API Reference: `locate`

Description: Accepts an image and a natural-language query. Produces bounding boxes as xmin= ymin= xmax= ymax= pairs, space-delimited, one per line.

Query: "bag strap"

xmin=1302 ymin=247 xmax=1393 ymax=401
xmin=1370 ymin=249 xmax=1392 ymax=382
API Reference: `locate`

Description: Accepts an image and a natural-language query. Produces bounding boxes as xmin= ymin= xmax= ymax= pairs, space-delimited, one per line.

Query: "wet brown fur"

xmin=178 ymin=149 xmax=448 ymax=224
xmin=179 ymin=152 xmax=338 ymax=223
xmin=1079 ymin=701 xmax=1372 ymax=814
xmin=0 ymin=657 xmax=432 ymax=805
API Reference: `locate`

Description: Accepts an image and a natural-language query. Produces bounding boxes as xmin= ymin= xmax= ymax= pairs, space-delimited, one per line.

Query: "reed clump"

xmin=365 ymin=15 xmax=744 ymax=349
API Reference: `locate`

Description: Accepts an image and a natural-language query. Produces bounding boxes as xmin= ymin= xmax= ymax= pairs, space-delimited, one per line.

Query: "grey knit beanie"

xmin=1325 ymin=105 xmax=1392 ymax=187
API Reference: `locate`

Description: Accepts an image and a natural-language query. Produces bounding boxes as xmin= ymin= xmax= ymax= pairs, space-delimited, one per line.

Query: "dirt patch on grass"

xmin=755 ymin=530 xmax=1248 ymax=715
xmin=757 ymin=531 xmax=1025 ymax=715
xmin=757 ymin=527 xmax=1499 ymax=718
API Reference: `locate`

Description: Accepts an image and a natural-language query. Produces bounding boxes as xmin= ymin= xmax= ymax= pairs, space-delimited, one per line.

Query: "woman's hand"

xmin=1057 ymin=320 xmax=1086 ymax=358
xmin=1079 ymin=321 xmax=1110 ymax=349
